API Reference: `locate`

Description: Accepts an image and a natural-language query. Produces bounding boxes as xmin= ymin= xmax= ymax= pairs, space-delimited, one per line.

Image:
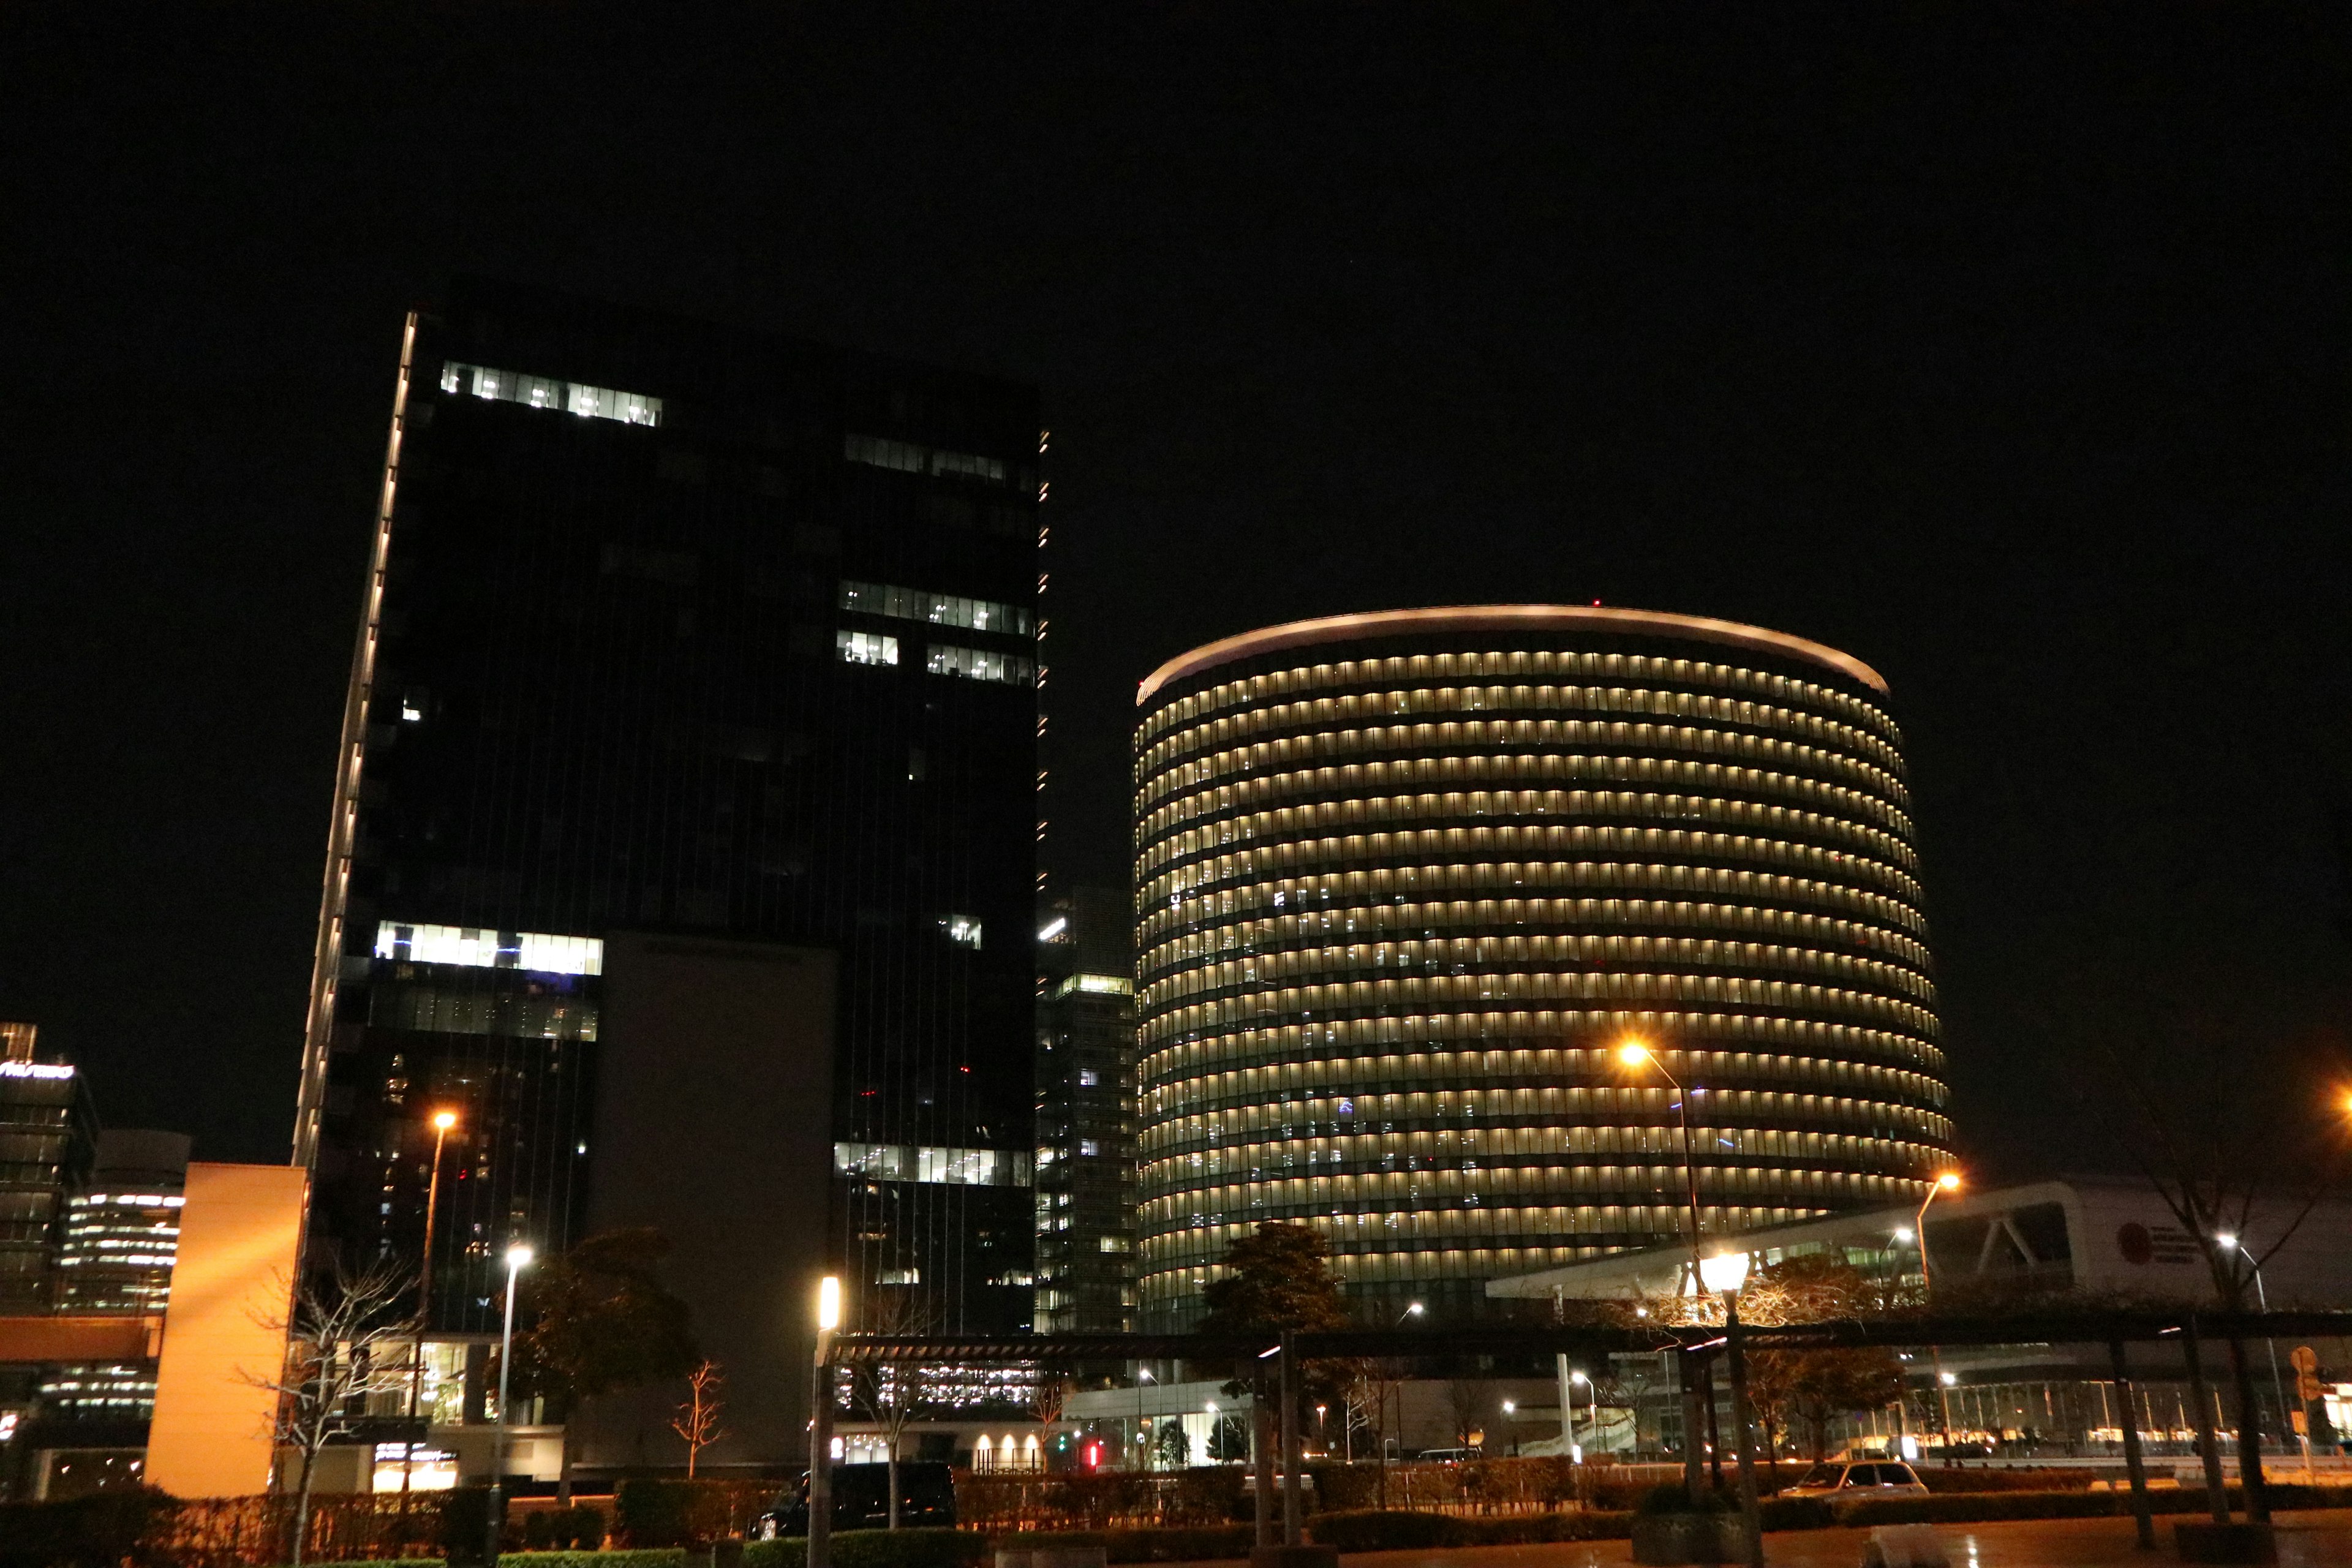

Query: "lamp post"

xmin=2217 ymin=1233 xmax=2294 ymax=1464
xmin=401 ymin=1110 xmax=457 ymax=1500
xmin=809 ymin=1276 xmax=841 ymax=1568
xmin=1700 ymin=1251 xmax=1764 ymax=1568
xmin=1913 ymin=1172 xmax=1961 ymax=1454
xmin=1619 ymin=1039 xmax=1710 ymax=1504
xmin=1570 ymin=1368 xmax=1598 ymax=1461
xmin=488 ymin=1242 xmax=532 ymax=1565
xmin=1137 ymin=1366 xmax=1154 ymax=1471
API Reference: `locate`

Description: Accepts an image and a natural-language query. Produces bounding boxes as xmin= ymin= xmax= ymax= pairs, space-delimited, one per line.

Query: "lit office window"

xmin=927 ymin=644 xmax=1035 ymax=685
xmin=372 ymin=923 xmax=602 ymax=976
xmin=836 ymin=630 xmax=900 ymax=667
xmin=844 ymin=433 xmax=1009 ymax=485
xmin=939 ymin=914 xmax=984 ymax=949
xmin=833 ymin=1143 xmax=1034 ymax=1188
xmin=840 ymin=580 xmax=1034 ymax=636
xmin=438 ymin=361 xmax=661 ymax=428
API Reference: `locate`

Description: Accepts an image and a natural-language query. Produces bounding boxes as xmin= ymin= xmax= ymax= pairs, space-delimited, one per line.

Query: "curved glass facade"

xmin=1130 ymin=608 xmax=1952 ymax=1325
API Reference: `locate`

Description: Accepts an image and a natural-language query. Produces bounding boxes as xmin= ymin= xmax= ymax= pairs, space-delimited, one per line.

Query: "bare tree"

xmin=670 ymin=1359 xmax=729 ymax=1477
xmin=851 ymin=1287 xmax=936 ymax=1528
xmin=2082 ymin=1022 xmax=2347 ymax=1526
xmin=244 ymin=1256 xmax=420 ymax=1568
xmin=1446 ymin=1377 xmax=1486 ymax=1452
xmin=1349 ymin=1359 xmax=1409 ymax=1506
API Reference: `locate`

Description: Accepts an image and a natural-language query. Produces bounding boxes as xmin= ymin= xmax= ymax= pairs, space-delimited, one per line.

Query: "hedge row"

xmin=497 ymin=1555 xmax=687 ymax=1568
xmin=738 ymin=1531 xmax=986 ymax=1568
xmin=1836 ymin=1482 xmax=2352 ymax=1527
xmin=990 ymin=1528 xmax=1256 ymax=1564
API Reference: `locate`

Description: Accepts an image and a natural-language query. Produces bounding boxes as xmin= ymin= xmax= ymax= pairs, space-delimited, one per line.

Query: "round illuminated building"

xmin=1131 ymin=606 xmax=1952 ymax=1325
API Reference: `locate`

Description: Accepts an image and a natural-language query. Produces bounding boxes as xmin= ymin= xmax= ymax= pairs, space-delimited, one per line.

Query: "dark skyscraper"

xmin=293 ymin=280 xmax=1041 ymax=1459
xmin=1032 ymin=886 xmax=1138 ymax=1333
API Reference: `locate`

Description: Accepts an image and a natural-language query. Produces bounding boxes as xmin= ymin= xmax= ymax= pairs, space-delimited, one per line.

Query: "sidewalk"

xmin=1285 ymin=1509 xmax=2352 ymax=1567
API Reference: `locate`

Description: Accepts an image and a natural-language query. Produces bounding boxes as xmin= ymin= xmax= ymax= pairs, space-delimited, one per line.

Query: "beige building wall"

xmin=147 ymin=1163 xmax=309 ymax=1498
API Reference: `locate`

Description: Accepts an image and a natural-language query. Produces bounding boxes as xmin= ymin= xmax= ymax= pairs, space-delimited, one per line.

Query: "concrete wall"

xmin=146 ymin=1163 xmax=308 ymax=1497
xmin=579 ymin=933 xmax=836 ymax=1470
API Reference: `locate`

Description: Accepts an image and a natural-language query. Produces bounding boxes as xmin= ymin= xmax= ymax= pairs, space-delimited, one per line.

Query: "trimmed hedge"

xmin=499 ymin=1555 xmax=687 ymax=1568
xmin=1836 ymin=1482 xmax=2352 ymax=1528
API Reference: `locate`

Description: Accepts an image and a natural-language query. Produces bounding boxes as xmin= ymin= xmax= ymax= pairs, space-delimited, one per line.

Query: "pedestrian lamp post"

xmin=1501 ymin=1400 xmax=1517 ymax=1458
xmin=2216 ymin=1233 xmax=2294 ymax=1461
xmin=1570 ymin=1369 xmax=1598 ymax=1461
xmin=1699 ymin=1251 xmax=1764 ymax=1568
xmin=1136 ymin=1367 xmax=1155 ymax=1469
xmin=487 ymin=1242 xmax=532 ymax=1565
xmin=1914 ymin=1171 xmax=1962 ymax=1452
xmin=401 ymin=1109 xmax=457 ymax=1500
xmin=809 ymin=1276 xmax=841 ymax=1568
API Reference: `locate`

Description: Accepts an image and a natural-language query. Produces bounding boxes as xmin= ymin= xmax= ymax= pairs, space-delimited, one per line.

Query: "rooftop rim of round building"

xmin=1136 ymin=605 xmax=1890 ymax=705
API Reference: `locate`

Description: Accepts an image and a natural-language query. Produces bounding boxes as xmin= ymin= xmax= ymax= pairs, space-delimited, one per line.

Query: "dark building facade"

xmin=1129 ymin=607 xmax=1951 ymax=1326
xmin=1033 ymin=886 xmax=1137 ymax=1333
xmin=0 ymin=1025 xmax=97 ymax=1313
xmin=293 ymin=282 xmax=1042 ymax=1446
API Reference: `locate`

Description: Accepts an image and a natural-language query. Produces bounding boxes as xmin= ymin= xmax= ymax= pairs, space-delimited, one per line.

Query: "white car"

xmin=1781 ymin=1460 xmax=1931 ymax=1498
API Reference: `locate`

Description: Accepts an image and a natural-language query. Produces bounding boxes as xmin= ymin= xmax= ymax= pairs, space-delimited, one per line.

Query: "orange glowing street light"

xmin=1615 ymin=1036 xmax=1705 ymax=1289
xmin=1914 ymin=1171 xmax=1962 ymax=1294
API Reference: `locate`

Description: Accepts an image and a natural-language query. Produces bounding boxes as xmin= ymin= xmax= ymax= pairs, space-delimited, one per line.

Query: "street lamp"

xmin=810 ymin=1275 xmax=841 ymax=1568
xmin=2216 ymin=1234 xmax=2294 ymax=1462
xmin=401 ymin=1109 xmax=458 ymax=1499
xmin=1569 ymin=1370 xmax=1599 ymax=1461
xmin=1618 ymin=1041 xmax=1706 ymax=1291
xmin=1137 ymin=1367 xmax=1155 ymax=1470
xmin=1398 ymin=1301 xmax=1424 ymax=1324
xmin=1698 ymin=1251 xmax=1763 ymax=1568
xmin=1914 ymin=1172 xmax=1962 ymax=1456
xmin=488 ymin=1242 xmax=532 ymax=1564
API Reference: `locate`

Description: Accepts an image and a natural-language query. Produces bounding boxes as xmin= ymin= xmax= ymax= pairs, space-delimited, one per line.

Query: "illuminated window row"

xmin=1137 ymin=650 xmax=1899 ymax=752
xmin=840 ymin=579 xmax=1034 ymax=636
xmin=1141 ymin=1191 xmax=1907 ymax=1275
xmin=438 ymin=360 xmax=662 ymax=427
xmin=1140 ymin=971 xmax=1939 ymax=1044
xmin=1144 ymin=922 xmax=1932 ymax=1000
xmin=1142 ymin=817 xmax=1921 ymax=909
xmin=1139 ymin=680 xmax=1904 ymax=780
xmin=1139 ymin=1126 xmax=1950 ymax=1189
xmin=1140 ymin=716 xmax=1909 ymax=820
xmin=1145 ymin=894 xmax=1931 ymax=973
xmin=1142 ymin=938 xmax=1936 ymax=1011
xmin=1143 ymin=780 xmax=1928 ymax=879
xmin=1140 ymin=740 xmax=1915 ymax=843
xmin=1141 ymin=861 xmax=1927 ymax=944
xmin=372 ymin=922 xmax=602 ymax=976
xmin=843 ymin=432 xmax=1017 ymax=486
xmin=1145 ymin=917 xmax=1932 ymax=995
xmin=1139 ymin=1008 xmax=1946 ymax=1084
xmin=1138 ymin=1079 xmax=1953 ymax=1147
xmin=1141 ymin=1165 xmax=1941 ymax=1242
xmin=927 ymin=643 xmax=1035 ymax=685
xmin=832 ymin=1142 xmax=1033 ymax=1188
xmin=1141 ymin=1100 xmax=1951 ymax=1166
xmin=1142 ymin=793 xmax=1917 ymax=888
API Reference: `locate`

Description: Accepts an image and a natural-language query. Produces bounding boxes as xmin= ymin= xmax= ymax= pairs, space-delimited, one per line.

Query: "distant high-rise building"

xmin=1130 ymin=607 xmax=1952 ymax=1325
xmin=0 ymin=1025 xmax=97 ymax=1313
xmin=56 ymin=1131 xmax=190 ymax=1316
xmin=294 ymin=280 xmax=1041 ymax=1463
xmin=1033 ymin=886 xmax=1137 ymax=1333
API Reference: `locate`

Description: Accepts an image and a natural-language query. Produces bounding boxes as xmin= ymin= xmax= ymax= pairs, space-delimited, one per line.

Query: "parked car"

xmin=755 ymin=1462 xmax=958 ymax=1537
xmin=1780 ymin=1460 xmax=1930 ymax=1498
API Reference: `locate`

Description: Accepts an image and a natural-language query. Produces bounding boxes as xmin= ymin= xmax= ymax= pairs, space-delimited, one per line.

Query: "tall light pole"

xmin=488 ymin=1242 xmax=532 ymax=1564
xmin=809 ymin=1276 xmax=841 ymax=1568
xmin=2216 ymin=1233 xmax=2293 ymax=1460
xmin=401 ymin=1109 xmax=456 ymax=1500
xmin=1617 ymin=1041 xmax=1705 ymax=1291
xmin=1913 ymin=1171 xmax=1961 ymax=1452
xmin=1137 ymin=1366 xmax=1154 ymax=1470
xmin=1570 ymin=1368 xmax=1598 ymax=1460
xmin=1619 ymin=1039 xmax=1709 ymax=1504
xmin=1701 ymin=1251 xmax=1764 ymax=1568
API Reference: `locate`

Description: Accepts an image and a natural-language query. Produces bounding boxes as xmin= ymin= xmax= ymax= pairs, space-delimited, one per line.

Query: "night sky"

xmin=4 ymin=9 xmax=2345 ymax=1182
